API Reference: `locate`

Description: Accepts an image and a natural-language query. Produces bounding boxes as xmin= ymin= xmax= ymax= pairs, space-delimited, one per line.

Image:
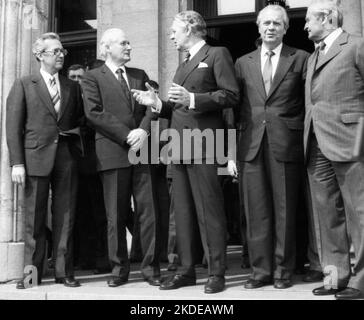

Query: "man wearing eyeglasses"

xmin=6 ymin=32 xmax=84 ymax=289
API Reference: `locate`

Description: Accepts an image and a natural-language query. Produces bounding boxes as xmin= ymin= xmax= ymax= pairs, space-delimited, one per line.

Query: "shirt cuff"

xmin=12 ymin=164 xmax=24 ymax=168
xmin=189 ymin=93 xmax=195 ymax=109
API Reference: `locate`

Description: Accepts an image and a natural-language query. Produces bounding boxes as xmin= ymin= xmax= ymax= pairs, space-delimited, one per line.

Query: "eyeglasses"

xmin=42 ymin=48 xmax=68 ymax=56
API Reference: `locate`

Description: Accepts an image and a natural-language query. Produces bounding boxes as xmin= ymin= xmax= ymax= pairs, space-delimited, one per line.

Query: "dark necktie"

xmin=314 ymin=41 xmax=326 ymax=70
xmin=183 ymin=52 xmax=191 ymax=65
xmin=116 ymin=68 xmax=132 ymax=106
xmin=262 ymin=50 xmax=275 ymax=95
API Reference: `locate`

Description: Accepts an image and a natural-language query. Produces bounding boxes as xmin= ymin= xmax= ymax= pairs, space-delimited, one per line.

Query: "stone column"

xmin=342 ymin=0 xmax=362 ymax=36
xmin=0 ymin=0 xmax=48 ymax=283
xmin=361 ymin=0 xmax=364 ymax=36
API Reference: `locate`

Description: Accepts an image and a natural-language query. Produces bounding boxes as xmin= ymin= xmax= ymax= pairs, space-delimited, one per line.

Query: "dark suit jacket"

xmin=6 ymin=72 xmax=84 ymax=176
xmin=235 ymin=44 xmax=309 ymax=163
xmin=81 ymin=64 xmax=155 ymax=171
xmin=304 ymin=31 xmax=364 ymax=162
xmin=159 ymin=44 xmax=239 ymax=162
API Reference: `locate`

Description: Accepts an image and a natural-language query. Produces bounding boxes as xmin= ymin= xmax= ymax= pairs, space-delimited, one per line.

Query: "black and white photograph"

xmin=0 ymin=0 xmax=364 ymax=307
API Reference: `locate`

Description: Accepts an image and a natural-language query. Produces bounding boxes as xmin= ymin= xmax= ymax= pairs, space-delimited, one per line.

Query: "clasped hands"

xmin=127 ymin=128 xmax=147 ymax=152
xmin=131 ymin=82 xmax=190 ymax=110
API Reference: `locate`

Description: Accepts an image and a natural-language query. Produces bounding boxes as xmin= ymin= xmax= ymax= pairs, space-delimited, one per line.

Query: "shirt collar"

xmin=105 ymin=60 xmax=126 ymax=75
xmin=188 ymin=40 xmax=206 ymax=60
xmin=40 ymin=68 xmax=59 ymax=83
xmin=261 ymin=42 xmax=283 ymax=59
xmin=320 ymin=28 xmax=343 ymax=51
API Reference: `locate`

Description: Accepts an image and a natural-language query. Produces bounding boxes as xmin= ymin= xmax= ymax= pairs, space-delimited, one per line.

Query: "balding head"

xmin=99 ymin=28 xmax=131 ymax=65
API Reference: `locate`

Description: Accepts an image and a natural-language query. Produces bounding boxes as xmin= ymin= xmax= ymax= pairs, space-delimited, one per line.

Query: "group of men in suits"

xmin=6 ymin=0 xmax=364 ymax=299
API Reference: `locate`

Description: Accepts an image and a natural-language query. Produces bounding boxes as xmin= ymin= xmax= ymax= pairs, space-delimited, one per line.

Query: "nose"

xmin=304 ymin=22 xmax=308 ymax=31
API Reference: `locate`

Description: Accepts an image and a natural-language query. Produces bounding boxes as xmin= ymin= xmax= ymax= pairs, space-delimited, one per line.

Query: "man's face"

xmin=39 ymin=39 xmax=65 ymax=74
xmin=170 ymin=19 xmax=189 ymax=51
xmin=304 ymin=9 xmax=326 ymax=42
xmin=106 ymin=31 xmax=131 ymax=65
xmin=258 ymin=9 xmax=286 ymax=49
xmin=68 ymin=68 xmax=85 ymax=84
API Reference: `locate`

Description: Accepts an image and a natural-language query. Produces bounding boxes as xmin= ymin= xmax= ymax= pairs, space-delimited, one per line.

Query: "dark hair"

xmin=87 ymin=59 xmax=105 ymax=70
xmin=148 ymin=80 xmax=159 ymax=91
xmin=67 ymin=64 xmax=85 ymax=75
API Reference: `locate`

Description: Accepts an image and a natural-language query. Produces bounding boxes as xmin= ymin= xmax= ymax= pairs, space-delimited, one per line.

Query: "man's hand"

xmin=131 ymin=82 xmax=159 ymax=109
xmin=127 ymin=128 xmax=148 ymax=152
xmin=168 ymin=83 xmax=190 ymax=106
xmin=227 ymin=160 xmax=238 ymax=178
xmin=11 ymin=165 xmax=26 ymax=188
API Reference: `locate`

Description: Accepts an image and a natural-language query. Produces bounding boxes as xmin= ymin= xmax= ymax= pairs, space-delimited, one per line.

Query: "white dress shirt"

xmin=320 ymin=27 xmax=343 ymax=54
xmin=261 ymin=42 xmax=283 ymax=80
xmin=105 ymin=61 xmax=130 ymax=89
xmin=40 ymin=68 xmax=61 ymax=98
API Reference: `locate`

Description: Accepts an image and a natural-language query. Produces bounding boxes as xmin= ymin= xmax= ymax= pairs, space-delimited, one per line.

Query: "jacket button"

xmin=262 ymin=120 xmax=267 ymax=124
xmin=54 ymin=139 xmax=58 ymax=143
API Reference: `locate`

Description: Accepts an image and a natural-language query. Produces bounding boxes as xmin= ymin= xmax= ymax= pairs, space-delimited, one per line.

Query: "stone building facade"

xmin=0 ymin=0 xmax=364 ymax=282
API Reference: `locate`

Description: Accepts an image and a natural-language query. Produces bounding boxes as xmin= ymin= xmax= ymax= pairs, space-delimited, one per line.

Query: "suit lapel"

xmin=32 ymin=72 xmax=58 ymax=120
xmin=101 ymin=64 xmax=132 ymax=109
xmin=247 ymin=48 xmax=266 ymax=100
xmin=58 ymin=75 xmax=71 ymax=121
xmin=125 ymin=67 xmax=136 ymax=112
xmin=314 ymin=31 xmax=348 ymax=72
xmin=266 ymin=44 xmax=295 ymax=100
xmin=176 ymin=44 xmax=209 ymax=86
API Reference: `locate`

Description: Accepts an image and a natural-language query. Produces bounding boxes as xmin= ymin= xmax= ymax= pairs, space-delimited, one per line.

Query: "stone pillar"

xmin=98 ymin=0 xmax=159 ymax=81
xmin=0 ymin=0 xmax=48 ymax=283
xmin=342 ymin=0 xmax=362 ymax=36
xmin=361 ymin=0 xmax=364 ymax=36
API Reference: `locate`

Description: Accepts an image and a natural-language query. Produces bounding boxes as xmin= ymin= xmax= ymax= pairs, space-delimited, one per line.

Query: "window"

xmin=217 ymin=0 xmax=255 ymax=15
xmin=287 ymin=0 xmax=311 ymax=8
xmin=54 ymin=0 xmax=97 ymax=33
xmin=49 ymin=0 xmax=97 ymax=73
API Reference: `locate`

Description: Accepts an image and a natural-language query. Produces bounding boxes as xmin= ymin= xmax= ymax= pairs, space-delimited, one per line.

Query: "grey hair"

xmin=174 ymin=10 xmax=207 ymax=38
xmin=32 ymin=32 xmax=61 ymax=61
xmin=256 ymin=5 xmax=290 ymax=30
xmin=308 ymin=0 xmax=343 ymax=28
xmin=99 ymin=28 xmax=125 ymax=59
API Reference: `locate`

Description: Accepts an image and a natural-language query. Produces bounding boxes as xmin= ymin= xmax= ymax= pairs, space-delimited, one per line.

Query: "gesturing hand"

xmin=131 ymin=82 xmax=159 ymax=109
xmin=168 ymin=83 xmax=190 ymax=107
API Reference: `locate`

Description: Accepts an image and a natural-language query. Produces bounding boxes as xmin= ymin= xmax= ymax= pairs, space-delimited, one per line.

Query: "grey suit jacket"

xmin=304 ymin=31 xmax=364 ymax=162
xmin=235 ymin=44 xmax=309 ymax=162
xmin=6 ymin=72 xmax=84 ymax=176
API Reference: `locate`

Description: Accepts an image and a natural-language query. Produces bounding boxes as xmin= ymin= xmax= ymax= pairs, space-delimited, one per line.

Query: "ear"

xmin=185 ymin=24 xmax=192 ymax=37
xmin=36 ymin=53 xmax=43 ymax=62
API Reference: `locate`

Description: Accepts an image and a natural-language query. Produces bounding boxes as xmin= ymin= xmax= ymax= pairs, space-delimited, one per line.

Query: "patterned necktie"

xmin=183 ymin=52 xmax=191 ymax=65
xmin=262 ymin=50 xmax=275 ymax=95
xmin=49 ymin=77 xmax=60 ymax=114
xmin=315 ymin=40 xmax=327 ymax=70
xmin=116 ymin=68 xmax=132 ymax=106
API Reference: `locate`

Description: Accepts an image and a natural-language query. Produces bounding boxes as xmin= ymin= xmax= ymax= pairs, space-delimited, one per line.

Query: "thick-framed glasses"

xmin=42 ymin=48 xmax=68 ymax=56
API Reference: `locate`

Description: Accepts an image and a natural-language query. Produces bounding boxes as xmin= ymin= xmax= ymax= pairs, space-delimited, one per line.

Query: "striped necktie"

xmin=49 ymin=76 xmax=60 ymax=114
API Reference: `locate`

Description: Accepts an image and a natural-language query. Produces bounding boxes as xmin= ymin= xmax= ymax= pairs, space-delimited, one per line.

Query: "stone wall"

xmin=0 ymin=0 xmax=48 ymax=283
